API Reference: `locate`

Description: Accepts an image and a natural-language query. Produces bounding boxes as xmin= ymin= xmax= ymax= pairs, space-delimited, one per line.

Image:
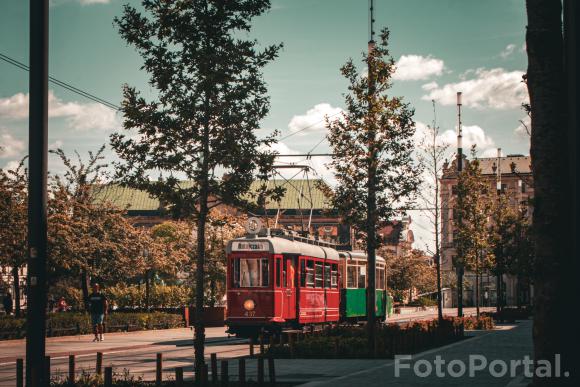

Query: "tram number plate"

xmin=244 ymin=311 xmax=256 ymax=317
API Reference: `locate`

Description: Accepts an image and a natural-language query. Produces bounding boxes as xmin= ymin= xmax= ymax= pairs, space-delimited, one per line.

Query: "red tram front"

xmin=225 ymin=232 xmax=340 ymax=337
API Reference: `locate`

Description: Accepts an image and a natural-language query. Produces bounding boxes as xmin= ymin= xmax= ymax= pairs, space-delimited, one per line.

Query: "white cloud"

xmin=481 ymin=148 xmax=503 ymax=158
xmin=515 ymin=115 xmax=531 ymax=137
xmin=500 ymin=44 xmax=517 ymax=59
xmin=422 ymin=68 xmax=528 ymax=110
xmin=437 ymin=125 xmax=495 ymax=150
xmin=0 ymin=91 xmax=119 ymax=131
xmin=2 ymin=160 xmax=21 ymax=171
xmin=0 ymin=132 xmax=25 ymax=158
xmin=288 ymin=103 xmax=343 ymax=134
xmin=79 ymin=0 xmax=111 ymax=4
xmin=421 ymin=81 xmax=439 ymax=91
xmin=393 ymin=55 xmax=445 ymax=81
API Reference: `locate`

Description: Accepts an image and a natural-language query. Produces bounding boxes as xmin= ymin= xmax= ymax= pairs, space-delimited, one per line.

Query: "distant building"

xmin=440 ymin=153 xmax=534 ymax=307
xmin=378 ymin=216 xmax=415 ymax=258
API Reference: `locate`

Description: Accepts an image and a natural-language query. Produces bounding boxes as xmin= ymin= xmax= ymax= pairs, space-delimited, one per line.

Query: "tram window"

xmin=347 ymin=265 xmax=357 ymax=288
xmin=376 ymin=268 xmax=384 ymax=290
xmin=331 ymin=264 xmax=338 ymax=288
xmin=237 ymin=258 xmax=269 ymax=287
xmin=300 ymin=260 xmax=306 ymax=287
xmin=306 ymin=260 xmax=315 ymax=287
xmin=276 ymin=258 xmax=281 ymax=287
xmin=233 ymin=259 xmax=240 ymax=287
xmin=324 ymin=263 xmax=331 ymax=288
xmin=315 ymin=263 xmax=324 ymax=288
xmin=282 ymin=261 xmax=287 ymax=288
xmin=358 ymin=265 xmax=366 ymax=289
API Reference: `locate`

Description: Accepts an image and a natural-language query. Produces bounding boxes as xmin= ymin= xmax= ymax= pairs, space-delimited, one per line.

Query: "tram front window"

xmin=233 ymin=258 xmax=269 ymax=287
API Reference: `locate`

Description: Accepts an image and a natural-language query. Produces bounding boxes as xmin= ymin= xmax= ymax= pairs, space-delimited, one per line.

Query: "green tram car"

xmin=338 ymin=251 xmax=393 ymax=321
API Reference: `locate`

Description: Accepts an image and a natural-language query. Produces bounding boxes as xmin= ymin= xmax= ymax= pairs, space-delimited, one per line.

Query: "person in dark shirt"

xmin=3 ymin=292 xmax=13 ymax=315
xmin=88 ymin=283 xmax=107 ymax=342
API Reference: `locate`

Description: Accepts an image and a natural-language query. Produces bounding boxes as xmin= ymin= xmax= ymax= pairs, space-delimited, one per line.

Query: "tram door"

xmin=283 ymin=255 xmax=296 ymax=319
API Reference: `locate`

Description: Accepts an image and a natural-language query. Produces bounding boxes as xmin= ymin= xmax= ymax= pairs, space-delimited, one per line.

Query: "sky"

xmin=0 ymin=0 xmax=531 ymax=251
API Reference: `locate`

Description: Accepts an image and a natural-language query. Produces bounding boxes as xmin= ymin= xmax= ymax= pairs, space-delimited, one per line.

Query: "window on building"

xmin=451 ymin=185 xmax=457 ymax=195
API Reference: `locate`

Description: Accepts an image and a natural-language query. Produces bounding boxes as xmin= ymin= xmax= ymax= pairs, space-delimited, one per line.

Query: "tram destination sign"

xmin=232 ymin=241 xmax=269 ymax=252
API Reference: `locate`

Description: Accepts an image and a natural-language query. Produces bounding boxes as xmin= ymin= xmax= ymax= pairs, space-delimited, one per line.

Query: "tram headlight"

xmin=243 ymin=299 xmax=256 ymax=311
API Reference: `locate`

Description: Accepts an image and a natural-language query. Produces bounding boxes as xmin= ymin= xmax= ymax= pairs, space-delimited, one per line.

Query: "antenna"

xmin=457 ymin=92 xmax=463 ymax=172
xmin=369 ymin=0 xmax=376 ymax=45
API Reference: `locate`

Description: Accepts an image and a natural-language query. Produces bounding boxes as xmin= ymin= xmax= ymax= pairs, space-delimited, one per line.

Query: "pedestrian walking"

xmin=2 ymin=292 xmax=13 ymax=315
xmin=88 ymin=283 xmax=107 ymax=342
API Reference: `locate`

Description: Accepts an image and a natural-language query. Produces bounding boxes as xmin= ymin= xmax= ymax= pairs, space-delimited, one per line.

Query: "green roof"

xmin=92 ymin=179 xmax=331 ymax=212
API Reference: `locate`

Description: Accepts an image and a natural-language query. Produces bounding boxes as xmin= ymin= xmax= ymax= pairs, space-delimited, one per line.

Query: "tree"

xmin=385 ymin=249 xmax=436 ymax=303
xmin=417 ymin=101 xmax=449 ymax=323
xmin=112 ymin=0 xmax=281 ymax=372
xmin=454 ymin=147 xmax=494 ymax=318
xmin=48 ymin=147 xmax=144 ymax=306
xmin=0 ymin=160 xmax=28 ymax=317
xmin=525 ymin=2 xmax=574 ymax=384
xmin=326 ymin=28 xmax=421 ymax=352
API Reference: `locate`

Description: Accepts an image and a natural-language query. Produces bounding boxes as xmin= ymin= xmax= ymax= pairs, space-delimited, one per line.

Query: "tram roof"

xmin=339 ymin=251 xmax=385 ymax=263
xmin=227 ymin=235 xmax=340 ymax=261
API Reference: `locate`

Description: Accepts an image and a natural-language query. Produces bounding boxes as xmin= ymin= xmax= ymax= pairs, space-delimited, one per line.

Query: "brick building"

xmin=440 ymin=153 xmax=534 ymax=307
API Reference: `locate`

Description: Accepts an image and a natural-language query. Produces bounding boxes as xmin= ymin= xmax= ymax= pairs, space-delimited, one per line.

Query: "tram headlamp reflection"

xmin=243 ymin=299 xmax=256 ymax=311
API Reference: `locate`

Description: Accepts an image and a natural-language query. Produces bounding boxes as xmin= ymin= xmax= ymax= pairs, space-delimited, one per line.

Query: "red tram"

xmin=225 ymin=228 xmax=340 ymax=337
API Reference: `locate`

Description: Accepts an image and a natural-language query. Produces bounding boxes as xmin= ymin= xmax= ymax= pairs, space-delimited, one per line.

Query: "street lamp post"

xmin=26 ymin=0 xmax=49 ymax=386
xmin=456 ymin=92 xmax=464 ymax=318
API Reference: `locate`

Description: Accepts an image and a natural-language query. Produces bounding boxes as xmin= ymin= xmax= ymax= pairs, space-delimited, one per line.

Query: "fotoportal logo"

xmin=395 ymin=354 xmax=570 ymax=378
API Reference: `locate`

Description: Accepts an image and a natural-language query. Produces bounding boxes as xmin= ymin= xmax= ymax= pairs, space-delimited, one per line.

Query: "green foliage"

xmin=0 ymin=312 xmax=183 ymax=340
xmin=268 ymin=317 xmax=468 ymax=358
xmin=106 ymin=284 xmax=192 ymax=309
xmin=326 ymin=28 xmax=421 ymax=246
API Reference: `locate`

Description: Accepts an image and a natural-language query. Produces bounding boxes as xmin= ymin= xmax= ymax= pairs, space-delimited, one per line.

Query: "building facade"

xmin=440 ymin=154 xmax=534 ymax=307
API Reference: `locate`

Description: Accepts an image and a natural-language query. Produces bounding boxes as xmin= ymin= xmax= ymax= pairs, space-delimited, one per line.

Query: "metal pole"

xmin=26 ymin=0 xmax=49 ymax=386
xmin=456 ymin=92 xmax=464 ymax=318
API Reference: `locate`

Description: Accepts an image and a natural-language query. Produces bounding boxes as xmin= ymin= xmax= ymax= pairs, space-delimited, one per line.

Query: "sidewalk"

xmin=225 ymin=320 xmax=533 ymax=387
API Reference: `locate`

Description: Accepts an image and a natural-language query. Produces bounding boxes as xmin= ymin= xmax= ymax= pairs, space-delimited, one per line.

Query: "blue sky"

xmin=0 ymin=0 xmax=531 ymax=249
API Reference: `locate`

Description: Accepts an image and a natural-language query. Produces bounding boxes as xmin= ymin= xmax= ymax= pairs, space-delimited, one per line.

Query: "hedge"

xmin=0 ymin=312 xmax=184 ymax=340
xmin=267 ymin=316 xmax=493 ymax=359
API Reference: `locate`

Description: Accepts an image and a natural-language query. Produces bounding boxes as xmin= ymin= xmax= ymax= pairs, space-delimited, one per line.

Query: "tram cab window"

xmin=324 ymin=263 xmax=331 ymax=288
xmin=233 ymin=258 xmax=269 ymax=287
xmin=347 ymin=265 xmax=357 ymax=288
xmin=315 ymin=263 xmax=324 ymax=288
xmin=376 ymin=266 xmax=385 ymax=290
xmin=358 ymin=265 xmax=366 ymax=289
xmin=306 ymin=260 xmax=315 ymax=288
xmin=331 ymin=264 xmax=338 ymax=288
xmin=276 ymin=258 xmax=281 ymax=287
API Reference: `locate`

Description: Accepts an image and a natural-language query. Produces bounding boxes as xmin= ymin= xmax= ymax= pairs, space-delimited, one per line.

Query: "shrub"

xmin=0 ymin=312 xmax=184 ymax=340
xmin=106 ymin=284 xmax=192 ymax=310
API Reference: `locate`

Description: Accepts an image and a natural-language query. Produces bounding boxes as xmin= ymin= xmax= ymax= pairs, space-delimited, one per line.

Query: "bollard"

xmin=156 ymin=353 xmax=163 ymax=386
xmin=249 ymin=337 xmax=255 ymax=357
xmin=257 ymin=356 xmax=264 ymax=386
xmin=220 ymin=360 xmax=229 ymax=387
xmin=334 ymin=337 xmax=340 ymax=358
xmin=104 ymin=366 xmax=113 ymax=387
xmin=44 ymin=355 xmax=51 ymax=384
xmin=69 ymin=354 xmax=76 ymax=383
xmin=238 ymin=358 xmax=246 ymax=386
xmin=96 ymin=352 xmax=103 ymax=375
xmin=175 ymin=367 xmax=184 ymax=387
xmin=16 ymin=359 xmax=23 ymax=387
xmin=202 ymin=363 xmax=209 ymax=387
xmin=211 ymin=353 xmax=218 ymax=384
xmin=259 ymin=334 xmax=264 ymax=355
xmin=268 ymin=357 xmax=276 ymax=385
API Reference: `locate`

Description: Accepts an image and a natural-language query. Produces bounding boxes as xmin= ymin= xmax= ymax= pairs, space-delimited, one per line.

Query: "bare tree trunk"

xmin=526 ymin=1 xmax=573 ymax=385
xmin=12 ymin=266 xmax=21 ymax=318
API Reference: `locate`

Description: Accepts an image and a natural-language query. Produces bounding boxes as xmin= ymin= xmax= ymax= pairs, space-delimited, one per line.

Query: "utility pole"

xmin=456 ymin=91 xmax=464 ymax=318
xmin=26 ymin=0 xmax=49 ymax=386
xmin=366 ymin=0 xmax=377 ymax=353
